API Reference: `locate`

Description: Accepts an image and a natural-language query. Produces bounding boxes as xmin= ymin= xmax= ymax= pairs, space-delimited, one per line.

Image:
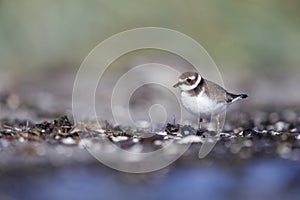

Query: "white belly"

xmin=180 ymin=91 xmax=226 ymax=117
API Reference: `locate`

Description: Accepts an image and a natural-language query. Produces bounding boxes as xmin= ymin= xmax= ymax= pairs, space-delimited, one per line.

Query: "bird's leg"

xmin=215 ymin=114 xmax=220 ymax=136
xmin=198 ymin=117 xmax=203 ymax=130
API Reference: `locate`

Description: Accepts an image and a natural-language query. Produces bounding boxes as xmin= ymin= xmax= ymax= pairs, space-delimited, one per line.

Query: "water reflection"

xmin=0 ymin=159 xmax=299 ymax=200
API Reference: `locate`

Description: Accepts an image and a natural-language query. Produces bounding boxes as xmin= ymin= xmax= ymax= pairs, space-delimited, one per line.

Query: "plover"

xmin=173 ymin=71 xmax=248 ymax=133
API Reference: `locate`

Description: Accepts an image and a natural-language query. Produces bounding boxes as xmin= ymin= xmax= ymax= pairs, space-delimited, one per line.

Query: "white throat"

xmin=179 ymin=74 xmax=202 ymax=91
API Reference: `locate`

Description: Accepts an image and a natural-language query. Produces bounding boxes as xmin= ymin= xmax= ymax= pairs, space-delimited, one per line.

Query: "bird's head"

xmin=173 ymin=72 xmax=202 ymax=91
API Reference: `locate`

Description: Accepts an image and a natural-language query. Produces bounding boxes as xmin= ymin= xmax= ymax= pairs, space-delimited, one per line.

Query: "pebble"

xmin=55 ymin=135 xmax=61 ymax=140
xmin=182 ymin=130 xmax=190 ymax=135
xmin=275 ymin=121 xmax=285 ymax=131
xmin=95 ymin=129 xmax=106 ymax=134
xmin=242 ymin=129 xmax=259 ymax=138
xmin=220 ymin=132 xmax=231 ymax=138
xmin=277 ymin=143 xmax=292 ymax=159
xmin=243 ymin=140 xmax=253 ymax=147
xmin=276 ymin=121 xmax=290 ymax=132
xmin=165 ymin=123 xmax=179 ymax=134
xmin=270 ymin=130 xmax=280 ymax=136
xmin=19 ymin=137 xmax=25 ymax=143
xmin=177 ymin=135 xmax=204 ymax=144
xmin=132 ymin=137 xmax=140 ymax=143
xmin=290 ymin=128 xmax=297 ymax=133
xmin=154 ymin=140 xmax=163 ymax=146
xmin=180 ymin=125 xmax=195 ymax=136
xmin=233 ymin=128 xmax=242 ymax=135
xmin=110 ymin=136 xmax=129 ymax=143
xmin=61 ymin=137 xmax=76 ymax=145
xmin=156 ymin=131 xmax=167 ymax=136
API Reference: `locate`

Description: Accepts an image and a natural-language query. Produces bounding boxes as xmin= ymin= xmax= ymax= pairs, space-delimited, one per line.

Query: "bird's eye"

xmin=186 ymin=78 xmax=192 ymax=83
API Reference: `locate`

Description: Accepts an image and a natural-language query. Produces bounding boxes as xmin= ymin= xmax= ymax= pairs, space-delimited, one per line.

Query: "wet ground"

xmin=0 ymin=106 xmax=300 ymax=200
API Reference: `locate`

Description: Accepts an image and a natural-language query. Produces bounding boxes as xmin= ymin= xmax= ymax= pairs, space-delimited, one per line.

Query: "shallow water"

xmin=1 ymin=158 xmax=299 ymax=200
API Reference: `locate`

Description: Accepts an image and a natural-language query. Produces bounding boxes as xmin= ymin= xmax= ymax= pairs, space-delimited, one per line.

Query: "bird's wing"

xmin=202 ymin=79 xmax=227 ymax=103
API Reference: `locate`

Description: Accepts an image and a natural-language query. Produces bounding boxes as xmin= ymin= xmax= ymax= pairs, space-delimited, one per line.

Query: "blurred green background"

xmin=1 ymin=0 xmax=299 ymax=74
xmin=0 ymin=0 xmax=300 ymax=111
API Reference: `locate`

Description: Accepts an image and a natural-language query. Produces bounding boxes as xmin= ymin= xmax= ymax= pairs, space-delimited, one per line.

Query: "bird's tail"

xmin=239 ymin=94 xmax=248 ymax=99
xmin=228 ymin=93 xmax=248 ymax=103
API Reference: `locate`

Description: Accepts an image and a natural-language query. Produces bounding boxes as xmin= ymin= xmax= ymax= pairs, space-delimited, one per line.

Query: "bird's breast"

xmin=180 ymin=91 xmax=225 ymax=116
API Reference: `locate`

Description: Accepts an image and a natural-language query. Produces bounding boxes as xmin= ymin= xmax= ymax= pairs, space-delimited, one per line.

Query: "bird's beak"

xmin=173 ymin=82 xmax=180 ymax=88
